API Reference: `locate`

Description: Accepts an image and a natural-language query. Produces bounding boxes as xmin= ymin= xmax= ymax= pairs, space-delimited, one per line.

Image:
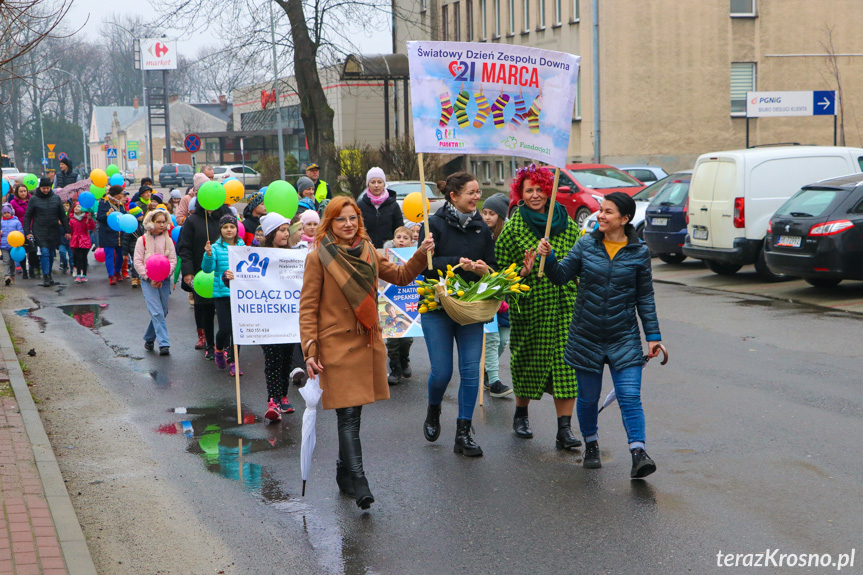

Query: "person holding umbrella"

xmin=496 ymin=165 xmax=583 ymax=448
xmin=536 ymin=192 xmax=663 ymax=478
xmin=299 ymin=196 xmax=434 ymax=510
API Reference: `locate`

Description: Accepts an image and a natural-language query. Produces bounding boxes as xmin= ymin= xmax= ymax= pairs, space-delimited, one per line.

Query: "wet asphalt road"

xmin=13 ymin=264 xmax=863 ymax=575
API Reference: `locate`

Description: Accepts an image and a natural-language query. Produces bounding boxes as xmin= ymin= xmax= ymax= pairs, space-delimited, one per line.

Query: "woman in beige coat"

xmin=300 ymin=196 xmax=434 ymax=510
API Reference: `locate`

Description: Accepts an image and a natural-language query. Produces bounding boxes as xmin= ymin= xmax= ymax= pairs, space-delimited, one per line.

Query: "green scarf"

xmin=318 ymin=233 xmax=379 ymax=331
xmin=519 ymin=200 xmax=569 ymax=239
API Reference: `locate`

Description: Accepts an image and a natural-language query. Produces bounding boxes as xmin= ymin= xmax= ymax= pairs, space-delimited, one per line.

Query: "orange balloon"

xmin=7 ymin=231 xmax=25 ymax=248
xmin=90 ymin=169 xmax=107 ymax=188
xmin=402 ymin=191 xmax=430 ymax=223
xmin=224 ymin=179 xmax=245 ymax=204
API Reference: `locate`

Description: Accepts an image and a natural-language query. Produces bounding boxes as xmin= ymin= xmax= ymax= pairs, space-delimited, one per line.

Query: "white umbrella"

xmin=298 ymin=373 xmax=323 ymax=496
xmin=598 ymin=345 xmax=668 ymax=415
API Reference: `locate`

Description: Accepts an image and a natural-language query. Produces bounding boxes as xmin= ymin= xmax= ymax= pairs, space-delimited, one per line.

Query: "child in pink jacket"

xmin=68 ymin=204 xmax=96 ymax=282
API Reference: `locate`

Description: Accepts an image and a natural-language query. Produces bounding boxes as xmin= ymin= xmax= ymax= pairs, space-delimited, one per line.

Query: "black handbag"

xmin=24 ymin=236 xmax=37 ymax=255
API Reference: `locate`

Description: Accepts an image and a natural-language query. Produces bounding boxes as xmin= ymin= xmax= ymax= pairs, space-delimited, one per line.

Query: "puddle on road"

xmin=58 ymin=303 xmax=111 ymax=330
xmin=14 ymin=308 xmax=46 ymax=332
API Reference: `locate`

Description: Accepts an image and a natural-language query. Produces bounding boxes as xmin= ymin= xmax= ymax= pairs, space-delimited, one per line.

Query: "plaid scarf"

xmin=318 ymin=232 xmax=379 ymax=332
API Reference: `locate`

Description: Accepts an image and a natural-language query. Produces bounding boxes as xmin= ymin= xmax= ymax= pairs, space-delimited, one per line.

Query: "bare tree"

xmin=0 ymin=0 xmax=76 ymax=88
xmin=820 ymin=25 xmax=845 ymax=146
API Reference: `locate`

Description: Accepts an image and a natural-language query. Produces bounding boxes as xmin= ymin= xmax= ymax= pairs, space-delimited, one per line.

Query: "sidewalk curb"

xmin=0 ymin=315 xmax=98 ymax=575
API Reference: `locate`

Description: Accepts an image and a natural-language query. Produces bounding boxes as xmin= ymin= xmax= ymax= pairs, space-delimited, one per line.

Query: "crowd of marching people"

xmin=1 ymin=159 xmax=665 ymax=511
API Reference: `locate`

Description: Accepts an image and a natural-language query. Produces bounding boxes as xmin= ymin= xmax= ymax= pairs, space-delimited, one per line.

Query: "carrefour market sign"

xmin=746 ymin=91 xmax=836 ymax=118
xmin=140 ymin=39 xmax=178 ymax=70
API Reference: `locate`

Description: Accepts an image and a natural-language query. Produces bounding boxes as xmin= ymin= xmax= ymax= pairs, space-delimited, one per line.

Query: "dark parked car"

xmin=764 ymin=173 xmax=863 ymax=287
xmin=643 ymin=171 xmax=693 ymax=264
xmin=158 ymin=163 xmax=194 ymax=188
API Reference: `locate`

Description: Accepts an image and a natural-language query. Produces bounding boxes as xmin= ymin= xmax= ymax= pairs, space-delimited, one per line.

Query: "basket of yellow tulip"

xmin=414 ymin=262 xmax=530 ymax=326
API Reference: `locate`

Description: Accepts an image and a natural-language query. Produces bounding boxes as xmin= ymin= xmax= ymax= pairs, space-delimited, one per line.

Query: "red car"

xmin=509 ymin=164 xmax=645 ymax=228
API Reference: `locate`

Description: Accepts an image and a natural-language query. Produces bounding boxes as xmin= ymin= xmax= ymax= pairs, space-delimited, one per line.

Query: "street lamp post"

xmin=50 ymin=68 xmax=89 ymax=174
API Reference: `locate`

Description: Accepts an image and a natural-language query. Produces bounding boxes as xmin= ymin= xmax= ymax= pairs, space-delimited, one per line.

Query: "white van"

xmin=683 ymin=146 xmax=863 ymax=279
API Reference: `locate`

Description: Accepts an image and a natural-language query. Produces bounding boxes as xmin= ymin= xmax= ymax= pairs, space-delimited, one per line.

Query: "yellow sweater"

xmin=603 ymin=239 xmax=627 ymax=260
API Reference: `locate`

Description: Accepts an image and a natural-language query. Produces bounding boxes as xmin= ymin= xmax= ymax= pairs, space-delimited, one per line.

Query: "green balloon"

xmin=22 ymin=174 xmax=38 ymax=191
xmin=193 ymin=270 xmax=214 ymax=298
xmin=90 ymin=185 xmax=106 ymax=199
xmin=197 ymin=181 xmax=226 ymax=211
xmin=263 ymin=180 xmax=299 ymax=219
xmin=106 ymin=164 xmax=120 ymax=177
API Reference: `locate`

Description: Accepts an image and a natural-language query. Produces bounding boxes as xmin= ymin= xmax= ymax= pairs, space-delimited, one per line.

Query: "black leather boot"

xmin=555 ymin=415 xmax=583 ymax=450
xmin=336 ymin=406 xmax=374 ymax=509
xmin=387 ymin=355 xmax=402 ymax=385
xmin=630 ymin=448 xmax=657 ymax=479
xmin=583 ymin=440 xmax=601 ymax=469
xmin=454 ymin=419 xmax=483 ymax=457
xmin=513 ymin=406 xmax=533 ymax=439
xmin=336 ymin=459 xmax=355 ymax=496
xmin=423 ymin=403 xmax=441 ymax=442
xmin=399 ymin=340 xmax=412 ymax=377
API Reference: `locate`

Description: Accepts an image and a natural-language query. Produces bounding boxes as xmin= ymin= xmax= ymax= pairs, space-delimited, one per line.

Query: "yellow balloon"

xmin=224 ymin=179 xmax=245 ymax=204
xmin=402 ymin=191 xmax=430 ymax=223
xmin=90 ymin=169 xmax=108 ymax=188
xmin=7 ymin=231 xmax=25 ymax=248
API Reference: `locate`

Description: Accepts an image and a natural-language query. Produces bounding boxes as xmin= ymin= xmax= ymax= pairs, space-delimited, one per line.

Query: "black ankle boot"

xmin=423 ymin=403 xmax=441 ymax=442
xmin=630 ymin=447 xmax=657 ymax=479
xmin=336 ymin=406 xmax=374 ymax=509
xmin=387 ymin=356 xmax=402 ymax=385
xmin=454 ymin=419 xmax=483 ymax=457
xmin=555 ymin=415 xmax=582 ymax=450
xmin=400 ymin=354 xmax=412 ymax=378
xmin=512 ymin=406 xmax=533 ymax=439
xmin=583 ymin=440 xmax=601 ymax=469
xmin=336 ymin=459 xmax=355 ymax=496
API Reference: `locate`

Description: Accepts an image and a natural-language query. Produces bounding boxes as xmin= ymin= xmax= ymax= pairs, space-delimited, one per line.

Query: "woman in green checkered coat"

xmin=495 ymin=164 xmax=583 ymax=449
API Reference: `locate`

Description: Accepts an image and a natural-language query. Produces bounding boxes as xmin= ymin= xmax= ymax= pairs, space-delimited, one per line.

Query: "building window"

xmin=466 ymin=0 xmax=473 ymax=40
xmin=454 ymin=2 xmax=461 ymax=40
xmin=507 ymin=0 xmax=515 ymax=35
xmin=471 ymin=160 xmax=479 ymax=175
xmin=731 ymin=62 xmax=756 ymax=115
xmin=553 ymin=0 xmax=561 ymax=25
xmin=493 ymin=0 xmax=501 ymax=37
xmin=496 ymin=161 xmax=505 ymax=182
xmin=442 ymin=4 xmax=449 ymax=40
xmin=730 ymin=0 xmax=756 ymax=17
xmin=571 ymin=0 xmax=579 ymax=22
xmin=479 ymin=0 xmax=487 ymax=39
xmin=421 ymin=0 xmax=428 ymax=12
xmin=483 ymin=161 xmax=491 ymax=182
xmin=522 ymin=0 xmax=530 ymax=31
xmin=537 ymin=0 xmax=545 ymax=28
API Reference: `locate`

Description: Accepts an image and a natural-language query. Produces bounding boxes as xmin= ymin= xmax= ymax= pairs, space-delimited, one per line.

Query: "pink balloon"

xmin=94 ymin=248 xmax=106 ymax=263
xmin=146 ymin=254 xmax=171 ymax=282
xmin=237 ymin=221 xmax=246 ymax=241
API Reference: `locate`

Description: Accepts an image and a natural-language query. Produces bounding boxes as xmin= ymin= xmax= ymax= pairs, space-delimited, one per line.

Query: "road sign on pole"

xmin=184 ymin=134 xmax=201 ymax=153
xmin=58 ymin=152 xmax=68 ymax=161
xmin=41 ymin=158 xmax=49 ymax=165
xmin=47 ymin=152 xmax=55 ymax=159
xmin=128 ymin=150 xmax=138 ymax=160
xmin=106 ymin=148 xmax=118 ymax=159
xmin=47 ymin=144 xmax=56 ymax=152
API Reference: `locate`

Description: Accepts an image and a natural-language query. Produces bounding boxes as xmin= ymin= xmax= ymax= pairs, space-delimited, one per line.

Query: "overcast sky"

xmin=66 ymin=0 xmax=393 ymax=72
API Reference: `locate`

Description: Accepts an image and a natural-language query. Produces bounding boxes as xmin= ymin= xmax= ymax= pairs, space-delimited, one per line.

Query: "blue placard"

xmin=184 ymin=134 xmax=201 ymax=153
xmin=128 ymin=150 xmax=138 ymax=160
xmin=106 ymin=148 xmax=118 ymax=159
xmin=813 ymin=91 xmax=836 ymax=116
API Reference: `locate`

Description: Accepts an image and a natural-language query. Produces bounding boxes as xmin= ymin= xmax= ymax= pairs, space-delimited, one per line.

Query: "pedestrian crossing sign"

xmin=106 ymin=148 xmax=118 ymax=159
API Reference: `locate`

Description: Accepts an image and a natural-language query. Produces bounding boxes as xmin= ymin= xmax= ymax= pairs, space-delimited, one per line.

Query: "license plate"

xmin=693 ymin=228 xmax=708 ymax=240
xmin=651 ymin=217 xmax=668 ymax=227
xmin=777 ymin=235 xmax=801 ymax=248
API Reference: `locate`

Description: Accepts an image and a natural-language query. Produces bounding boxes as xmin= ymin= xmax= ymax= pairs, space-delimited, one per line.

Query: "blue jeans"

xmin=483 ymin=326 xmax=511 ymax=383
xmin=58 ymin=245 xmax=70 ymax=270
xmin=422 ymin=311 xmax=484 ymax=420
xmin=39 ymin=247 xmax=55 ymax=276
xmin=141 ymin=280 xmax=171 ymax=347
xmin=575 ymin=365 xmax=646 ymax=449
xmin=103 ymin=246 xmax=123 ymax=277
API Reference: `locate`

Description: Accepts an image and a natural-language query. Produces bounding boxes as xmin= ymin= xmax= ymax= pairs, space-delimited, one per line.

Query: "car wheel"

xmin=575 ymin=207 xmax=591 ymax=229
xmin=658 ymin=253 xmax=687 ymax=265
xmin=754 ymin=245 xmax=791 ymax=282
xmin=704 ymin=260 xmax=742 ymax=276
xmin=805 ymin=277 xmax=842 ymax=288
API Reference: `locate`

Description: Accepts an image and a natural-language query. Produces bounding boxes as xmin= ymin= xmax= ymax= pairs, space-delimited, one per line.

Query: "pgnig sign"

xmin=746 ymin=91 xmax=836 ymax=118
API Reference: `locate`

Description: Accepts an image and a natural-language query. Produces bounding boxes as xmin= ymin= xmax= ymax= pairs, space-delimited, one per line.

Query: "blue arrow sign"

xmin=813 ymin=91 xmax=836 ymax=116
xmin=106 ymin=148 xmax=118 ymax=159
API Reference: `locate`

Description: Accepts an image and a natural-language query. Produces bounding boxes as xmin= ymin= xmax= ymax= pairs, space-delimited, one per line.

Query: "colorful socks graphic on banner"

xmin=527 ymin=95 xmax=543 ymax=134
xmin=510 ymin=96 xmax=528 ymax=130
xmin=454 ymin=90 xmax=471 ymax=128
xmin=439 ymin=91 xmax=454 ymax=127
xmin=473 ymin=92 xmax=491 ymax=128
xmin=491 ymin=94 xmax=511 ymax=129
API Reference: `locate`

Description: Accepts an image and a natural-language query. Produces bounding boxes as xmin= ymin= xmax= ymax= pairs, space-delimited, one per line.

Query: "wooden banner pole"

xmin=537 ymin=167 xmax=561 ymax=278
xmin=234 ymin=343 xmax=242 ymax=424
xmin=418 ymin=152 xmax=433 ymax=269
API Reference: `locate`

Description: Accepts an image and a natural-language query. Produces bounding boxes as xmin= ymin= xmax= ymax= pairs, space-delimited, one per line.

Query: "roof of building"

xmin=192 ymin=103 xmax=234 ymax=123
xmin=91 ymin=106 xmax=145 ymax=141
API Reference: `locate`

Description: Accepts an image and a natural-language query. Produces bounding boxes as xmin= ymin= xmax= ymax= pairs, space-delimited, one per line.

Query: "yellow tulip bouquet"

xmin=414 ymin=262 xmax=530 ymax=324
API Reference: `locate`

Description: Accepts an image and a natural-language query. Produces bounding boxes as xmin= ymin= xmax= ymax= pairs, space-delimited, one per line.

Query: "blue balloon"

xmin=171 ymin=214 xmax=177 ymax=225
xmin=10 ymin=246 xmax=26 ymax=262
xmin=107 ymin=211 xmax=122 ymax=231
xmin=171 ymin=225 xmax=182 ymax=243
xmin=119 ymin=213 xmax=138 ymax=233
xmin=1 ymin=178 xmax=8 ymax=195
xmin=258 ymin=186 xmax=267 ymax=196
xmin=78 ymin=192 xmax=95 ymax=210
xmin=109 ymin=173 xmax=125 ymax=187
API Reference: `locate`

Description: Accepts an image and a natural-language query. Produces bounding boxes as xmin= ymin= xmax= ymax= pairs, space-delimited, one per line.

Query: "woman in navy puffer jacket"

xmin=538 ymin=192 xmax=664 ymax=479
